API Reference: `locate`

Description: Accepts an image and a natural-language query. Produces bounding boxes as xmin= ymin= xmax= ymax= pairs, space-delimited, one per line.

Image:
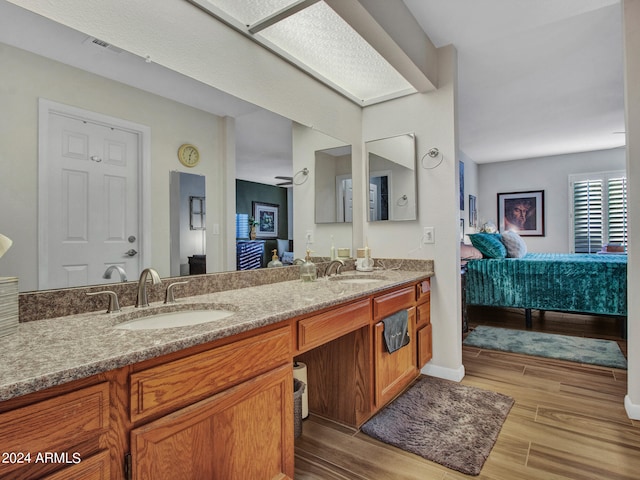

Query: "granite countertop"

xmin=0 ymin=268 xmax=432 ymax=401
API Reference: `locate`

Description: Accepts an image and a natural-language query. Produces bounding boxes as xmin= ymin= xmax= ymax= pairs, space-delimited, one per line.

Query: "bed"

xmin=464 ymin=253 xmax=627 ymax=332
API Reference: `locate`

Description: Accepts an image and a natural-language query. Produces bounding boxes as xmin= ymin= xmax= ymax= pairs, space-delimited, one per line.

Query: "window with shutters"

xmin=569 ymin=171 xmax=627 ymax=253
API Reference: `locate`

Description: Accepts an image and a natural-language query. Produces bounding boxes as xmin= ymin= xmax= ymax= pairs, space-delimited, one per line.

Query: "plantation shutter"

xmin=607 ymin=176 xmax=627 ymax=248
xmin=573 ymin=179 xmax=603 ymax=253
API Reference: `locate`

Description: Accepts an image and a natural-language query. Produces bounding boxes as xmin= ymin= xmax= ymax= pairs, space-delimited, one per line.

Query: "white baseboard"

xmin=625 ymin=395 xmax=640 ymax=420
xmin=420 ymin=363 xmax=465 ymax=382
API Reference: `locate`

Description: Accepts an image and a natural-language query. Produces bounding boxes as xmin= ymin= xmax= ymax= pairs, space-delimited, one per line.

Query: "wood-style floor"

xmin=294 ymin=307 xmax=637 ymax=479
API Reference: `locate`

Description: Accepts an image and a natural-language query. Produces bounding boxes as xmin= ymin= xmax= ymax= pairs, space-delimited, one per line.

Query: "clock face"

xmin=178 ymin=144 xmax=200 ymax=167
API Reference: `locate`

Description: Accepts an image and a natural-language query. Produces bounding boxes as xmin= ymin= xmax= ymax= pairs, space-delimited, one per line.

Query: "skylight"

xmin=189 ymin=0 xmax=417 ymax=105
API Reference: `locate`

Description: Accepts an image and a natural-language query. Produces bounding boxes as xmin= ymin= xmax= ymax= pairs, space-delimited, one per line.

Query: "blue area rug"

xmin=464 ymin=326 xmax=627 ymax=369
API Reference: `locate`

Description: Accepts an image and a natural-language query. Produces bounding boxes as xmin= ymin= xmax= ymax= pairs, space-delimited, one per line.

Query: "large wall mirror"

xmin=0 ymin=2 xmax=310 ymax=291
xmin=315 ymin=145 xmax=353 ymax=224
xmin=366 ymin=133 xmax=417 ymax=222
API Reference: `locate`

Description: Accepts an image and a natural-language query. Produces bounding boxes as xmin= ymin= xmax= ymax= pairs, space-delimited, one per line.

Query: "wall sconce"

xmin=421 ymin=147 xmax=444 ymax=170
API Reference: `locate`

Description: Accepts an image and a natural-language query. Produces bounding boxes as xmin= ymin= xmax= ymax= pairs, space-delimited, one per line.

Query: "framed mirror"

xmin=314 ymin=145 xmax=353 ymax=224
xmin=366 ymin=133 xmax=417 ymax=222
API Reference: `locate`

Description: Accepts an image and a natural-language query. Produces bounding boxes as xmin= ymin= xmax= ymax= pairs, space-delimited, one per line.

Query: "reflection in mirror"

xmin=170 ymin=172 xmax=206 ymax=277
xmin=366 ymin=133 xmax=417 ymax=222
xmin=314 ymin=146 xmax=353 ymax=224
xmin=0 ymin=2 xmax=293 ymax=290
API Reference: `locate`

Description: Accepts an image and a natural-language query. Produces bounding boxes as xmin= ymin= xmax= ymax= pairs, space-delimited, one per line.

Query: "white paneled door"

xmin=42 ymin=111 xmax=141 ymax=289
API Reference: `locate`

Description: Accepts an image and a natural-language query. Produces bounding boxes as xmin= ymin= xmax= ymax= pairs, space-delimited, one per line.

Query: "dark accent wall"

xmin=236 ymin=179 xmax=289 ymax=266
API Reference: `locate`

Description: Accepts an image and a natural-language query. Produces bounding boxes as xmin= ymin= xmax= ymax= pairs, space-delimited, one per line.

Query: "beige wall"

xmin=362 ymin=45 xmax=463 ymax=380
xmin=623 ymin=0 xmax=640 ymax=419
xmin=0 ymin=43 xmax=224 ymax=289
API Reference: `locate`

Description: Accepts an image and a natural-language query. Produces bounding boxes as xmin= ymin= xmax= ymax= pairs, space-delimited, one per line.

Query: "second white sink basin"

xmin=114 ymin=305 xmax=235 ymax=330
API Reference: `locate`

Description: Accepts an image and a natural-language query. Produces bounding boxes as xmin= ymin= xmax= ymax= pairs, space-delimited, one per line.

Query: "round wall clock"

xmin=178 ymin=143 xmax=200 ymax=167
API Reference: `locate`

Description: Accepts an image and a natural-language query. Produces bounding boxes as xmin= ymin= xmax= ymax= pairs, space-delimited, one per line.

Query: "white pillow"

xmin=501 ymin=231 xmax=527 ymax=258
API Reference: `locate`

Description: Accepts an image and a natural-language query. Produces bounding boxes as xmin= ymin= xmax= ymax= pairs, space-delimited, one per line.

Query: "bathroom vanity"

xmin=0 ymin=265 xmax=432 ymax=480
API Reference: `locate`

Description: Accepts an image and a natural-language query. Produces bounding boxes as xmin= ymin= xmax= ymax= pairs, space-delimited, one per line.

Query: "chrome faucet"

xmin=103 ymin=265 xmax=127 ymax=283
xmin=136 ymin=268 xmax=161 ymax=307
xmin=325 ymin=259 xmax=345 ymax=277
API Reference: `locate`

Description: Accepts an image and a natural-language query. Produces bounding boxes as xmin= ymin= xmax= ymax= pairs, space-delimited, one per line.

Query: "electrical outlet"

xmin=305 ymin=230 xmax=314 ymax=243
xmin=423 ymin=227 xmax=435 ymax=244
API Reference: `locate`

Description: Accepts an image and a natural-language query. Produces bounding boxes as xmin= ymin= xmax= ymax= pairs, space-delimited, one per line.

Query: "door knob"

xmin=125 ymin=249 xmax=138 ymax=257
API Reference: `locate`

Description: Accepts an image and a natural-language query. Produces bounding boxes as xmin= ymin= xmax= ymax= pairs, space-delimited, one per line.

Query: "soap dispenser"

xmin=267 ymin=249 xmax=283 ymax=268
xmin=300 ymin=249 xmax=317 ymax=282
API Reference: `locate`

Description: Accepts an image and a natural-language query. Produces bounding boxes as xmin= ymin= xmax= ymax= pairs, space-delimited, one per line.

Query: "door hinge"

xmin=124 ymin=453 xmax=132 ymax=480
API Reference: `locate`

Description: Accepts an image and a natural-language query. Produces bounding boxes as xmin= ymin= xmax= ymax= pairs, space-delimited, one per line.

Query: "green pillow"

xmin=468 ymin=233 xmax=507 ymax=258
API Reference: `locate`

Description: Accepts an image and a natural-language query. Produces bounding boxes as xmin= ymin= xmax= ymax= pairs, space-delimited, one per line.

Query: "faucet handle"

xmin=165 ymin=281 xmax=189 ymax=304
xmin=86 ymin=290 xmax=121 ymax=313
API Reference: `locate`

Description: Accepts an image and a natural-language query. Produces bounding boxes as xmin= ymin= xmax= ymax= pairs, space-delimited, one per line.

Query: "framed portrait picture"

xmin=497 ymin=190 xmax=545 ymax=236
xmin=252 ymin=201 xmax=279 ymax=238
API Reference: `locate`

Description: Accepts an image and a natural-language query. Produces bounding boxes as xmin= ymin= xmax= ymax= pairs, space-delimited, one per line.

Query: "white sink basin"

xmin=114 ymin=305 xmax=235 ymax=330
xmin=328 ymin=274 xmax=385 ymax=284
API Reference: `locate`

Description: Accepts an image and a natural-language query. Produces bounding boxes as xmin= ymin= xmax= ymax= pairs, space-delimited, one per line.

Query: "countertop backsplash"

xmin=18 ymin=258 xmax=434 ymax=322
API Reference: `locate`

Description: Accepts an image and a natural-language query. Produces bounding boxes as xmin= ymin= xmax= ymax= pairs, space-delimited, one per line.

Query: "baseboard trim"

xmin=420 ymin=363 xmax=465 ymax=382
xmin=624 ymin=395 xmax=640 ymax=420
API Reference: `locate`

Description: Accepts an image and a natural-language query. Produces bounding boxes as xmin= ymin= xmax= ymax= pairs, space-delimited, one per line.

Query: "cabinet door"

xmin=373 ymin=307 xmax=418 ymax=408
xmin=130 ymin=365 xmax=294 ymax=480
xmin=417 ymin=323 xmax=433 ymax=368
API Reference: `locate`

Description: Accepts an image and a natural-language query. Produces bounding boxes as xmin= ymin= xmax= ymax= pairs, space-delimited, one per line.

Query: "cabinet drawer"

xmin=130 ymin=326 xmax=291 ymax=422
xmin=416 ymin=301 xmax=430 ymax=329
xmin=373 ymin=286 xmax=415 ymax=321
xmin=0 ymin=383 xmax=109 ymax=478
xmin=416 ymin=279 xmax=431 ymax=304
xmin=41 ymin=450 xmax=110 ymax=480
xmin=297 ymin=299 xmax=370 ymax=353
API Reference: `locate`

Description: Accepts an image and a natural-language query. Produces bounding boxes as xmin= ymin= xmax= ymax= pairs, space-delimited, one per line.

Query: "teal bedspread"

xmin=465 ymin=253 xmax=627 ymax=316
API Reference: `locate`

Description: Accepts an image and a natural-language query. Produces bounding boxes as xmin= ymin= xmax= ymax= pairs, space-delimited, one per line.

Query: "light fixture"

xmin=188 ymin=0 xmax=417 ymax=105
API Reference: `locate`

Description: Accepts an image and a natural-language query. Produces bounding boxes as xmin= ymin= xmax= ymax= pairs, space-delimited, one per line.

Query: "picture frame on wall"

xmin=468 ymin=194 xmax=477 ymax=228
xmin=252 ymin=201 xmax=279 ymax=238
xmin=497 ymin=190 xmax=545 ymax=236
xmin=459 ymin=161 xmax=465 ymax=210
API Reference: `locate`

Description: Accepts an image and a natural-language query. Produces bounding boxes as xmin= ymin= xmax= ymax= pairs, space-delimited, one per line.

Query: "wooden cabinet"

xmin=130 ymin=365 xmax=293 ymax=480
xmin=372 ymin=287 xmax=419 ymax=408
xmin=296 ymin=299 xmax=370 ymax=354
xmin=129 ymin=326 xmax=294 ymax=480
xmin=373 ymin=307 xmax=418 ymax=407
xmin=0 ymin=382 xmax=110 ymax=479
xmin=416 ymin=279 xmax=432 ymax=368
xmin=130 ymin=326 xmax=291 ymax=423
xmin=0 ymin=276 xmax=431 ymax=478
